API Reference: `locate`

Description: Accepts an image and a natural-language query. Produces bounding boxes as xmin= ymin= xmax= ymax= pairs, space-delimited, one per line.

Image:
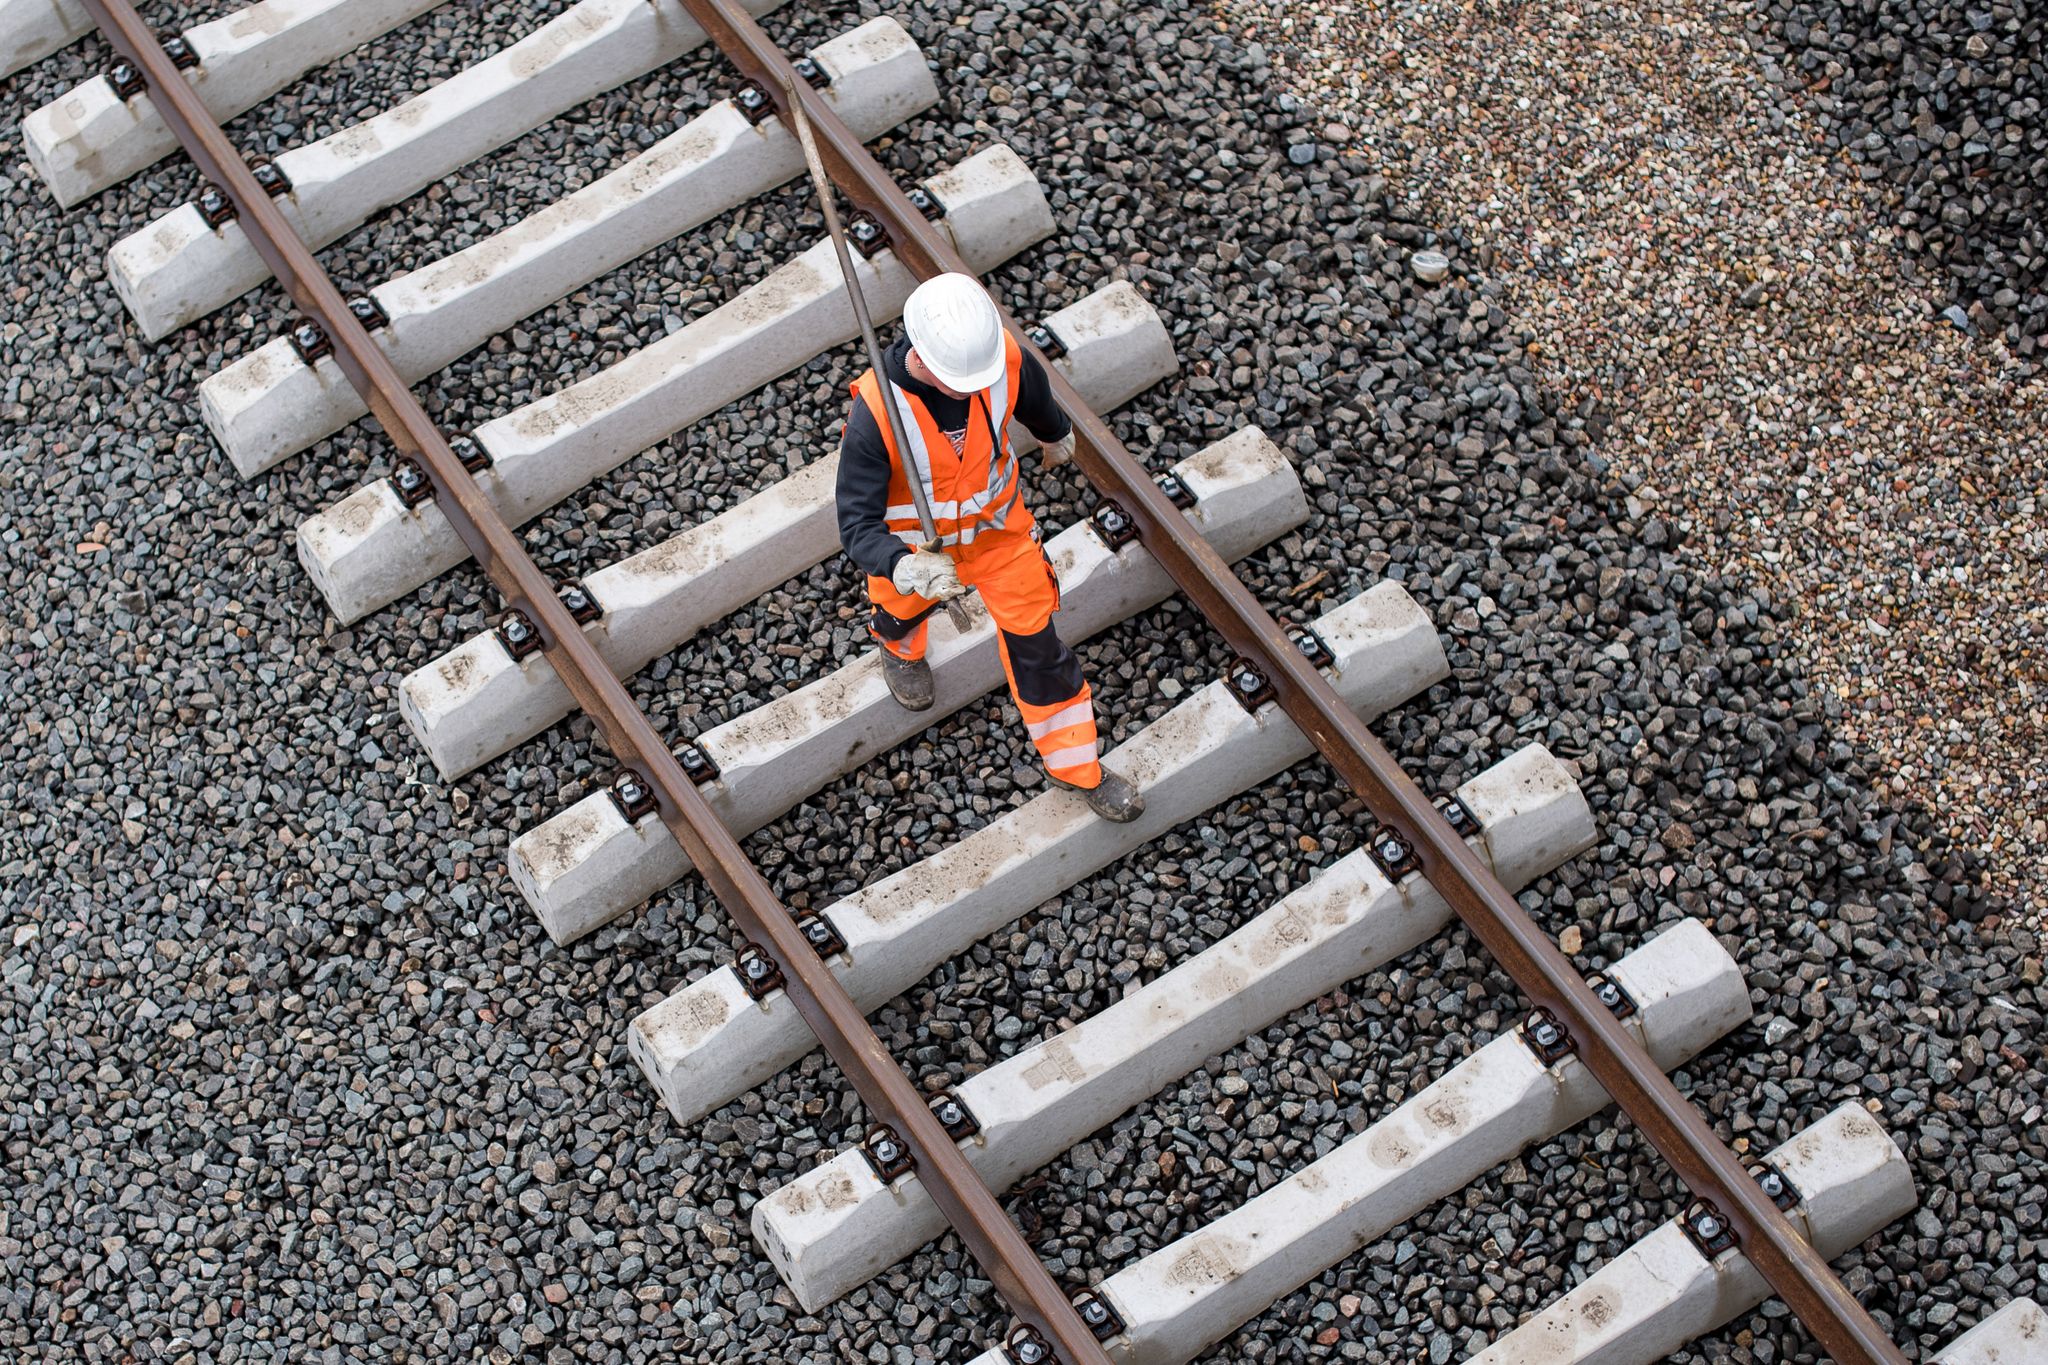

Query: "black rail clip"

xmin=559 ymin=581 xmax=602 ymax=625
xmin=251 ymin=161 xmax=292 ymax=197
xmin=452 ymin=434 xmax=491 ymax=473
xmin=1681 ymin=1198 xmax=1738 ymax=1259
xmin=1002 ymin=1326 xmax=1055 ymax=1365
xmin=1521 ymin=1006 xmax=1573 ymax=1065
xmin=793 ymin=908 xmax=846 ymax=960
xmin=1366 ymin=826 xmax=1420 ymax=882
xmin=734 ymin=79 xmax=776 ymax=124
xmin=678 ymin=742 xmax=720 ymax=785
xmin=162 ymin=36 xmax=200 ymax=70
xmin=847 ymin=211 xmax=889 ymax=259
xmin=791 ymin=54 xmax=828 ymax=87
xmin=1436 ymin=792 xmax=1481 ymax=838
xmin=108 ymin=62 xmax=146 ymax=99
xmin=609 ymin=772 xmax=658 ymax=824
xmin=1587 ymin=972 xmax=1637 ymax=1020
xmin=929 ymin=1090 xmax=979 ymax=1142
xmin=347 ymin=294 xmax=389 ymax=330
xmin=390 ymin=458 xmax=435 ymax=508
xmin=1025 ymin=322 xmax=1066 ymax=360
xmin=289 ymin=321 xmax=331 ymax=365
xmin=1224 ymin=657 xmax=1274 ymax=712
xmin=904 ymin=184 xmax=946 ymax=220
xmin=1751 ymin=1161 xmax=1801 ymax=1212
xmin=1090 ymin=500 xmax=1137 ymax=549
xmin=1072 ymin=1288 xmax=1124 ymax=1342
xmin=1156 ymin=471 xmax=1198 ymax=510
xmin=735 ymin=942 xmax=784 ymax=1001
xmin=197 ymin=184 xmax=236 ymax=228
xmin=1292 ymin=626 xmax=1334 ymax=668
xmin=496 ymin=609 xmax=544 ymax=660
xmin=860 ymin=1124 xmax=914 ymax=1183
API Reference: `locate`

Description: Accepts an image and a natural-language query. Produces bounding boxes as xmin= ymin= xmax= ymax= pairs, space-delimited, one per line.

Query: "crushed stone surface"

xmin=0 ymin=1 xmax=2040 ymax=1363
xmin=1223 ymin=0 xmax=2044 ymax=916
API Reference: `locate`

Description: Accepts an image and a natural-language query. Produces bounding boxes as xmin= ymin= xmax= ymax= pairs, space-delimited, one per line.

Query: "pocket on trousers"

xmin=1039 ymin=550 xmax=1062 ymax=614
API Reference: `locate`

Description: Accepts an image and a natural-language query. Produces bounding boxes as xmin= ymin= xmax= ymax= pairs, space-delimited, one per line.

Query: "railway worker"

xmin=834 ymin=273 xmax=1145 ymax=823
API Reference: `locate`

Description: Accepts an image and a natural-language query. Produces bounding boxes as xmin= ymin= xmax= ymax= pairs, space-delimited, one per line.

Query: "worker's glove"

xmin=1042 ymin=432 xmax=1076 ymax=468
xmin=892 ymin=550 xmax=966 ymax=601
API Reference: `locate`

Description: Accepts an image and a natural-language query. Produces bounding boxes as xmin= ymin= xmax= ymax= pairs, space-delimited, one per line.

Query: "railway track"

xmin=13 ymin=1 xmax=2038 ymax=1361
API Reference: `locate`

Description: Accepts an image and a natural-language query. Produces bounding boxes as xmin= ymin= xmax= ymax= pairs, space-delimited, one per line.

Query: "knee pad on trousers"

xmin=870 ymin=602 xmax=936 ymax=642
xmin=999 ymin=622 xmax=1086 ymax=707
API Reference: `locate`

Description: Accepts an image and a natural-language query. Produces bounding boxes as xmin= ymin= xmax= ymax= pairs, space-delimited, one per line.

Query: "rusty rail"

xmin=678 ymin=2 xmax=1911 ymax=1361
xmin=74 ymin=3 xmax=1112 ymax=1361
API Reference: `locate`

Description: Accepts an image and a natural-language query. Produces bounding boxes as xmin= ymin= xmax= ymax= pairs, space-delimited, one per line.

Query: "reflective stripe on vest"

xmin=853 ymin=336 xmax=1026 ymax=550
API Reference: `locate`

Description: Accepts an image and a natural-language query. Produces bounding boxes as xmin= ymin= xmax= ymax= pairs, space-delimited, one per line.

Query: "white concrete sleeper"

xmin=1932 ymin=1298 xmax=2046 ymax=1365
xmin=1464 ymin=1102 xmax=1917 ymax=1365
xmin=508 ymin=424 xmax=1302 ymax=945
xmin=753 ymin=743 xmax=1599 ymax=1311
xmin=952 ymin=919 xmax=1753 ymax=1365
xmin=403 ymin=281 xmax=1173 ymax=783
xmin=106 ymin=0 xmax=792 ymax=338
xmin=296 ymin=144 xmax=1053 ymax=624
xmin=628 ymin=582 xmax=1451 ymax=1126
xmin=200 ymin=17 xmax=936 ymax=478
xmin=1 ymin=0 xmax=93 ymax=82
xmin=26 ymin=0 xmax=447 ymax=207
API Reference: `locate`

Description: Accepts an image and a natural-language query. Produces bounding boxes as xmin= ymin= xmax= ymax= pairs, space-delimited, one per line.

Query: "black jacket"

xmin=836 ymin=336 xmax=1072 ymax=580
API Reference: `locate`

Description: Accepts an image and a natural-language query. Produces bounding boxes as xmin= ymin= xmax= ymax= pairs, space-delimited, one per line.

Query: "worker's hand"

xmin=892 ymin=550 xmax=966 ymax=601
xmin=1042 ymin=432 xmax=1076 ymax=468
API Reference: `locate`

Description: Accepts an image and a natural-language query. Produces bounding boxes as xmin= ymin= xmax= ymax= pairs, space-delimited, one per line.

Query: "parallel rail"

xmin=60 ymin=2 xmax=1909 ymax=1361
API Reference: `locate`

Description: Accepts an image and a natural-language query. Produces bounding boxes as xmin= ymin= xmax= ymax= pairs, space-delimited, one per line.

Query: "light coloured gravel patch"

xmin=1221 ymin=0 xmax=2045 ymax=919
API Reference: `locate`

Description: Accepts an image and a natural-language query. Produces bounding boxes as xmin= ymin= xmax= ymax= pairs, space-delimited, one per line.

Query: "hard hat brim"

xmin=917 ymin=345 xmax=1006 ymax=395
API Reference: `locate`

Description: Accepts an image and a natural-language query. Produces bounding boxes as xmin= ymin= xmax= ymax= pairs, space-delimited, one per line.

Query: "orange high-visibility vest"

xmin=851 ymin=335 xmax=1028 ymax=552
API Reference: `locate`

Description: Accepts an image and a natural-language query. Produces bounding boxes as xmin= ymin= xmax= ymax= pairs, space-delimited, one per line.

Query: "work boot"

xmin=878 ymin=649 xmax=934 ymax=711
xmin=1052 ymin=767 xmax=1145 ymax=823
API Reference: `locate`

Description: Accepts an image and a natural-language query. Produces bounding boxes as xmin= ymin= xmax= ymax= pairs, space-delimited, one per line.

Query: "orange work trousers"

xmin=867 ymin=523 xmax=1102 ymax=788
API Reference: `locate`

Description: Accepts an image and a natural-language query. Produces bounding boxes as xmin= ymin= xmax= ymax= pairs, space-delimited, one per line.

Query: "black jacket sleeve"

xmin=836 ymin=402 xmax=911 ymax=581
xmin=1013 ymin=350 xmax=1072 ymax=445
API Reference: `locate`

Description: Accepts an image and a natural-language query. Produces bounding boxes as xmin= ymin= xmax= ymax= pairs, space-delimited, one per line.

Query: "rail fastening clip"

xmin=1435 ymin=792 xmax=1481 ymax=838
xmin=1071 ymin=1288 xmax=1124 ymax=1342
xmin=559 ymin=581 xmax=602 ymax=625
xmin=860 ymin=1124 xmax=914 ymax=1183
xmin=734 ymin=79 xmax=776 ymax=124
xmin=1521 ymin=1006 xmax=1573 ymax=1065
xmin=1224 ymin=657 xmax=1274 ymax=712
xmin=1682 ymin=1197 xmax=1739 ymax=1259
xmin=496 ymin=609 xmax=543 ymax=661
xmin=389 ymin=458 xmax=434 ymax=508
xmin=1001 ymin=1325 xmax=1055 ymax=1365
xmin=1752 ymin=1161 xmax=1801 ymax=1211
xmin=1090 ymin=500 xmax=1137 ymax=550
xmin=678 ymin=742 xmax=719 ymax=785
xmin=608 ymin=772 xmax=658 ymax=824
xmin=792 ymin=908 xmax=846 ymax=960
xmin=734 ymin=942 xmax=784 ymax=1001
xmin=929 ymin=1091 xmax=980 ymax=1142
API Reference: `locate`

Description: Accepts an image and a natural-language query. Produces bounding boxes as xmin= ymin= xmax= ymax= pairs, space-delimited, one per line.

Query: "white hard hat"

xmin=903 ymin=273 xmax=1006 ymax=393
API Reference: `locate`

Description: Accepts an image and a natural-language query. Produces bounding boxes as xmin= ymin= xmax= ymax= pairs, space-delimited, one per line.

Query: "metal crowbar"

xmin=780 ymin=73 xmax=977 ymax=634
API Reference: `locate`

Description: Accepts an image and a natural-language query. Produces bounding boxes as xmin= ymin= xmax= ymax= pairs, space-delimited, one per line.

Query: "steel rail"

xmin=76 ymin=4 xmax=1112 ymax=1361
xmin=677 ymin=3 xmax=1912 ymax=1361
